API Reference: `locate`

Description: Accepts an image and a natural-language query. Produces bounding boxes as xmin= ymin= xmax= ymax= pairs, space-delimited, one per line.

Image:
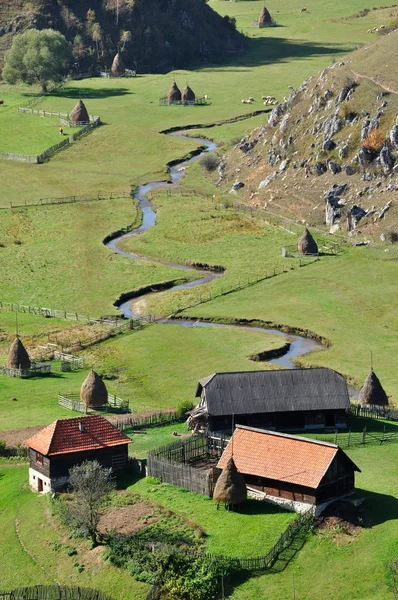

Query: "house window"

xmin=36 ymin=452 xmax=44 ymax=465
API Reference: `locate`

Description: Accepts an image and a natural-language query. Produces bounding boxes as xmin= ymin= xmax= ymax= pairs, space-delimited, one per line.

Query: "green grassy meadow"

xmin=1 ymin=0 xmax=398 ymax=597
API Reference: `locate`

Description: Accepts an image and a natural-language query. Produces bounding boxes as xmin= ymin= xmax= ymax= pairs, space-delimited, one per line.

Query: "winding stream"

xmin=105 ymin=129 xmax=323 ymax=370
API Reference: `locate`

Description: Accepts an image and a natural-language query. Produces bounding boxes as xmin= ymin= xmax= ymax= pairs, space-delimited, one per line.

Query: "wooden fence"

xmin=313 ymin=425 xmax=398 ymax=448
xmin=18 ymin=106 xmax=100 ymax=124
xmin=0 ymin=586 xmax=115 ymax=600
xmin=0 ymin=301 xmax=129 ymax=328
xmin=1 ymin=191 xmax=130 ymax=211
xmin=115 ymin=410 xmax=181 ymax=431
xmin=53 ymin=352 xmax=84 ymax=368
xmin=147 ymin=434 xmax=228 ymax=496
xmin=58 ymin=392 xmax=129 ymax=414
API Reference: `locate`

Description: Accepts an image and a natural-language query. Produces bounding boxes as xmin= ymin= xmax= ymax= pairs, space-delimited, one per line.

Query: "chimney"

xmin=79 ymin=421 xmax=86 ymax=433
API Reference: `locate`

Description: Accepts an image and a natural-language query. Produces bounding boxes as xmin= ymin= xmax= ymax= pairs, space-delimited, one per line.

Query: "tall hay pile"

xmin=213 ymin=457 xmax=247 ymax=508
xmin=111 ymin=52 xmax=126 ymax=77
xmin=70 ymin=100 xmax=90 ymax=125
xmin=358 ymin=370 xmax=389 ymax=407
xmin=168 ymin=81 xmax=182 ymax=103
xmin=7 ymin=338 xmax=31 ymax=369
xmin=298 ymin=227 xmax=318 ymax=255
xmin=182 ymin=85 xmax=195 ymax=104
xmin=80 ymin=370 xmax=108 ymax=408
xmin=258 ymin=6 xmax=272 ymax=27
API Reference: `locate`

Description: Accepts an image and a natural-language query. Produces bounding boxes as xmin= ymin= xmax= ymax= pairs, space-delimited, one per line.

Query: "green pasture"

xmin=0 ymin=465 xmax=149 ymax=598
xmin=0 ymin=323 xmax=283 ymax=430
xmin=184 ymin=245 xmax=398 ymax=404
xmin=0 ymin=0 xmax=390 ymax=205
xmin=229 ymin=442 xmax=398 ymax=600
xmin=0 ymin=198 xmax=200 ymax=315
xmin=0 ymin=86 xmax=78 ymax=155
xmin=126 ymin=422 xmax=189 ymax=459
xmin=130 ymin=477 xmax=295 ymax=558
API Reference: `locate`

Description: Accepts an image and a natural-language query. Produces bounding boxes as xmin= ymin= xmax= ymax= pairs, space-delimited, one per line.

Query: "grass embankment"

xmin=130 ymin=477 xmax=295 ymax=558
xmin=229 ymin=442 xmax=398 ymax=600
xmin=0 ymin=465 xmax=149 ymax=598
xmin=0 ymin=198 xmax=199 ymax=315
xmin=0 ymin=323 xmax=283 ymax=430
xmin=0 ymin=0 xmax=390 ymax=205
xmin=184 ymin=245 xmax=398 ymax=402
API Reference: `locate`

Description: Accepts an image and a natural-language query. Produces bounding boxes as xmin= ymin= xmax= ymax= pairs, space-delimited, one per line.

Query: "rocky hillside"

xmin=0 ymin=0 xmax=244 ymax=74
xmin=220 ymin=29 xmax=398 ymax=240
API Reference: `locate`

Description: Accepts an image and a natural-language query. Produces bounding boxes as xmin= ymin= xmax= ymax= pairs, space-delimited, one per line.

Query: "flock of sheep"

xmin=367 ymin=24 xmax=386 ymax=33
xmin=242 ymin=95 xmax=278 ymax=106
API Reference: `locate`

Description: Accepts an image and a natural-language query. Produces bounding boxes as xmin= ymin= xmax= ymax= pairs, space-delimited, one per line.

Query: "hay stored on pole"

xmin=258 ymin=6 xmax=272 ymax=27
xmin=168 ymin=81 xmax=182 ymax=103
xmin=80 ymin=370 xmax=108 ymax=408
xmin=213 ymin=457 xmax=247 ymax=508
xmin=182 ymin=85 xmax=195 ymax=104
xmin=6 ymin=338 xmax=31 ymax=370
xmin=69 ymin=100 xmax=90 ymax=125
xmin=358 ymin=370 xmax=389 ymax=407
xmin=298 ymin=227 xmax=318 ymax=255
xmin=111 ymin=52 xmax=126 ymax=77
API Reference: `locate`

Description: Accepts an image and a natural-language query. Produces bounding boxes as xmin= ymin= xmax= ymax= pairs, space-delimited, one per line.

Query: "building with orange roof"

xmin=24 ymin=415 xmax=132 ymax=492
xmin=217 ymin=425 xmax=360 ymax=515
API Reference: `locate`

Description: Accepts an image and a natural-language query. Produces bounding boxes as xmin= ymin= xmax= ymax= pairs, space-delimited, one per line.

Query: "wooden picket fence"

xmin=115 ymin=410 xmax=181 ymax=431
xmin=1 ymin=191 xmax=130 ymax=211
xmin=0 ymin=586 xmax=115 ymax=600
xmin=58 ymin=392 xmax=129 ymax=414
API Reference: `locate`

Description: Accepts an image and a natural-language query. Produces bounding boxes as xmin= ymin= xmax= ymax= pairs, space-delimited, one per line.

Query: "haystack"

xmin=298 ymin=227 xmax=318 ymax=255
xmin=182 ymin=85 xmax=195 ymax=104
xmin=69 ymin=100 xmax=90 ymax=125
xmin=213 ymin=457 xmax=247 ymax=508
xmin=6 ymin=337 xmax=31 ymax=370
xmin=258 ymin=6 xmax=272 ymax=27
xmin=80 ymin=370 xmax=108 ymax=408
xmin=358 ymin=370 xmax=389 ymax=407
xmin=111 ymin=52 xmax=125 ymax=77
xmin=168 ymin=81 xmax=182 ymax=103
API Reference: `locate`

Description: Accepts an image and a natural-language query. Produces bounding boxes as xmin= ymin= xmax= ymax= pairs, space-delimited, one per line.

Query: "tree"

xmin=91 ymin=22 xmax=103 ymax=59
xmin=3 ymin=29 xmax=71 ymax=93
xmin=66 ymin=460 xmax=115 ymax=546
xmin=120 ymin=30 xmax=132 ymax=50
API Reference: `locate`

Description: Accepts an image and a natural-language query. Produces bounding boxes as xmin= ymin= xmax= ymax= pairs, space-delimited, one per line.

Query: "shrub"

xmin=199 ymin=153 xmax=220 ymax=172
xmin=0 ymin=440 xmax=6 ymax=456
xmin=363 ymin=129 xmax=385 ymax=152
xmin=176 ymin=400 xmax=194 ymax=417
xmin=386 ymin=230 xmax=398 ymax=243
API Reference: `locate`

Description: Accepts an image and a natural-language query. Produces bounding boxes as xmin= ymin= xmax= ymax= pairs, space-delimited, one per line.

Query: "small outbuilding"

xmin=258 ymin=6 xmax=272 ymax=27
xmin=7 ymin=337 xmax=31 ymax=370
xmin=24 ymin=415 xmax=132 ymax=492
xmin=111 ymin=52 xmax=126 ymax=77
xmin=168 ymin=81 xmax=182 ymax=103
xmin=69 ymin=99 xmax=90 ymax=125
xmin=80 ymin=370 xmax=108 ymax=408
xmin=358 ymin=369 xmax=389 ymax=407
xmin=298 ymin=227 xmax=318 ymax=255
xmin=218 ymin=426 xmax=361 ymax=515
xmin=182 ymin=85 xmax=195 ymax=105
xmin=213 ymin=456 xmax=247 ymax=510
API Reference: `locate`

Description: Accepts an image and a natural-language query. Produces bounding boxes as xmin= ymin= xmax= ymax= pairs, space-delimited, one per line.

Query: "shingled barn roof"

xmin=218 ymin=426 xmax=360 ymax=489
xmin=196 ymin=368 xmax=350 ymax=415
xmin=24 ymin=415 xmax=131 ymax=456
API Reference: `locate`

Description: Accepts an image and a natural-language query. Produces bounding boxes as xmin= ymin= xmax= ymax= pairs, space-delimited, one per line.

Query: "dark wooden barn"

xmin=189 ymin=368 xmax=350 ymax=433
xmin=217 ymin=425 xmax=361 ymax=514
xmin=24 ymin=415 xmax=131 ymax=492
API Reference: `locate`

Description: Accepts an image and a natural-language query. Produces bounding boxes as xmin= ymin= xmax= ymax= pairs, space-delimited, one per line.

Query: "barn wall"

xmin=29 ymin=449 xmax=51 ymax=478
xmin=209 ymin=410 xmax=347 ymax=432
xmin=244 ymin=474 xmax=316 ymax=504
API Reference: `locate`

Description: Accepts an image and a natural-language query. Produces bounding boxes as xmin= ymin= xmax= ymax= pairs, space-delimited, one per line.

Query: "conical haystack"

xmin=358 ymin=370 xmax=389 ymax=407
xmin=168 ymin=81 xmax=182 ymax=103
xmin=298 ymin=227 xmax=318 ymax=255
xmin=258 ymin=6 xmax=272 ymax=27
xmin=80 ymin=370 xmax=108 ymax=408
xmin=213 ymin=457 xmax=247 ymax=506
xmin=69 ymin=100 xmax=90 ymax=125
xmin=111 ymin=52 xmax=125 ymax=77
xmin=7 ymin=338 xmax=31 ymax=370
xmin=182 ymin=85 xmax=195 ymax=104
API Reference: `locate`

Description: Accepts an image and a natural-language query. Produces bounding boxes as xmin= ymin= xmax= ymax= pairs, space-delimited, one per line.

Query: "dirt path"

xmin=351 ymin=69 xmax=398 ymax=96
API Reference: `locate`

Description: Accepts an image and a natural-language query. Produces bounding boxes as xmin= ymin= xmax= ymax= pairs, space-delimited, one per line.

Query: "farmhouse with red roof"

xmin=24 ymin=415 xmax=132 ymax=492
xmin=217 ymin=425 xmax=360 ymax=515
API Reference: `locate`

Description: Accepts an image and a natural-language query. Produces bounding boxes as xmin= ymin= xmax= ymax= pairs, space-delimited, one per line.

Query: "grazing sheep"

xmin=0 ymin=100 xmax=3 ymax=105
xmin=300 ymin=7 xmax=307 ymax=12
xmin=248 ymin=97 xmax=255 ymax=102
